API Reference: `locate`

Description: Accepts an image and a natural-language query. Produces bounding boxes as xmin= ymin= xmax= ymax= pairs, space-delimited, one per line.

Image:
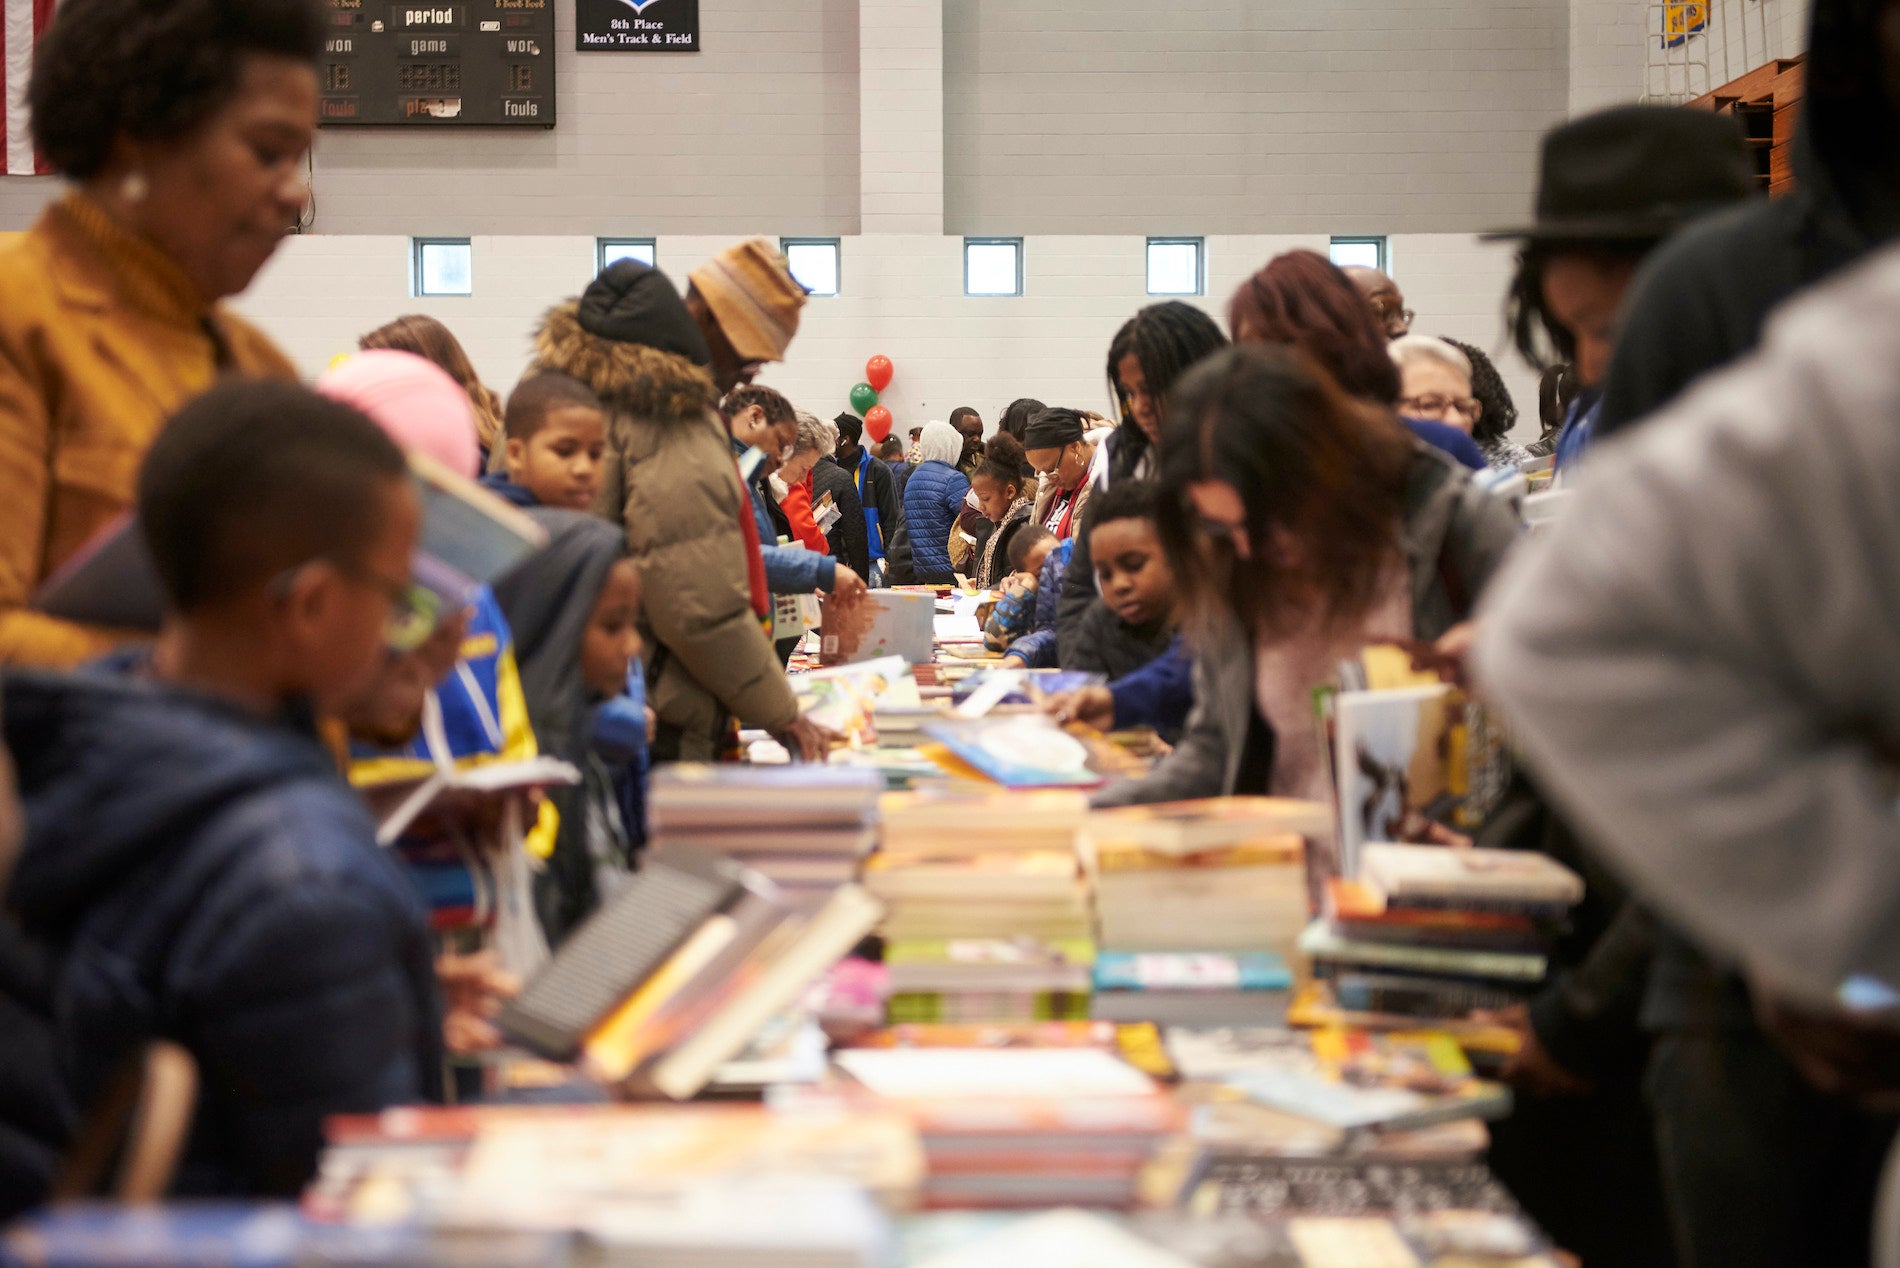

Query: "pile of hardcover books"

xmin=1298 ymin=843 xmax=1584 ymax=1036
xmin=1081 ymin=798 xmax=1330 ymax=1026
xmin=864 ymin=791 xmax=1093 ymax=1022
xmin=831 ymin=1045 xmax=1183 ymax=1210
xmin=647 ymin=764 xmax=881 ymax=910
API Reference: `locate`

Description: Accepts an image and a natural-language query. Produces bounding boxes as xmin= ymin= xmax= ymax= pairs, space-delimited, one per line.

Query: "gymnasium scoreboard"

xmin=318 ymin=0 xmax=556 ymax=127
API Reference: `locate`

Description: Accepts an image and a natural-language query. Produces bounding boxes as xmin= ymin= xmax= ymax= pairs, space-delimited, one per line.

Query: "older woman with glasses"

xmin=1390 ymin=335 xmax=1530 ymax=472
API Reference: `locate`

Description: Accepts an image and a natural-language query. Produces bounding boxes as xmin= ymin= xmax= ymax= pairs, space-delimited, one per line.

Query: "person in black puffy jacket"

xmin=902 ymin=421 xmax=971 ymax=585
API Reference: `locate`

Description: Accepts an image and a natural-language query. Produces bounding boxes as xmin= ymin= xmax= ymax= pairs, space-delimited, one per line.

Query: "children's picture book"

xmin=1329 ymin=691 xmax=1506 ymax=881
xmin=920 ymin=716 xmax=1104 ymax=789
xmin=789 ymin=655 xmax=921 ymax=747
xmin=1216 ymin=1028 xmax=1513 ymax=1135
xmin=821 ymin=590 xmax=937 ymax=666
xmin=363 ymin=755 xmax=580 ymax=846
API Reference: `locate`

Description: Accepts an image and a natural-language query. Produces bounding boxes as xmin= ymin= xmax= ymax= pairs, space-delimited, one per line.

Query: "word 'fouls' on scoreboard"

xmin=319 ymin=0 xmax=556 ymax=127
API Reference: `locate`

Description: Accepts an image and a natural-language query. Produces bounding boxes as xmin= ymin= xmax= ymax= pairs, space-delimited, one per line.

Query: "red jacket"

xmin=781 ymin=478 xmax=830 ymax=554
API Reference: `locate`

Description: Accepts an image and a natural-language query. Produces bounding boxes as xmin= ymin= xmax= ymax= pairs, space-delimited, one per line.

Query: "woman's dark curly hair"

xmin=1440 ymin=337 xmax=1519 ymax=445
xmin=30 ymin=0 xmax=324 ymax=180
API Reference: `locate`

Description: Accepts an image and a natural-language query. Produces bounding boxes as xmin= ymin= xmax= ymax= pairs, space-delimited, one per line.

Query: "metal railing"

xmin=1644 ymin=0 xmax=1795 ymax=103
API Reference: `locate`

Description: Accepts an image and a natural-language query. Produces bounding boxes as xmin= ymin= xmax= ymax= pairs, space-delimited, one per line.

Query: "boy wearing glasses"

xmin=0 ymin=381 xmax=443 ymax=1209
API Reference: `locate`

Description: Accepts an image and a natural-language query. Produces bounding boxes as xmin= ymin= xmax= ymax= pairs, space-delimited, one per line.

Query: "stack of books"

xmin=647 ymin=764 xmax=882 ymax=909
xmin=1297 ymin=843 xmax=1584 ymax=1036
xmin=883 ymin=936 xmax=1095 ymax=1023
xmin=494 ymin=846 xmax=883 ymax=1101
xmin=1081 ymin=798 xmax=1329 ymax=1026
xmin=865 ymin=790 xmax=1092 ymax=1022
xmin=832 ymin=1046 xmax=1183 ymax=1210
xmin=308 ymin=1104 xmax=915 ymax=1268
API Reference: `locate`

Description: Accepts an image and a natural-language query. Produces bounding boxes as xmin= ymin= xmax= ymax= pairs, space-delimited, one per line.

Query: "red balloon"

xmin=865 ymin=355 xmax=894 ymax=393
xmin=864 ymin=405 xmax=894 ymax=443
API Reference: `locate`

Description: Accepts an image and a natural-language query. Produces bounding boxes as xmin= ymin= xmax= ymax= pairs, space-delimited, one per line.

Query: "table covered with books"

xmin=7 ymin=590 xmax=1576 ymax=1268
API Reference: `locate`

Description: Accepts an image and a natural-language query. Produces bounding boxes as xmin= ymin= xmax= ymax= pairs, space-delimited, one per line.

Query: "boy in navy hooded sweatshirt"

xmin=0 ymin=381 xmax=443 ymax=1211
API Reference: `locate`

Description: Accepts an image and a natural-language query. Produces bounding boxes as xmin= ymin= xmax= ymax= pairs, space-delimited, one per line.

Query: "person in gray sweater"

xmin=1091 ymin=344 xmax=1518 ymax=820
xmin=1476 ymin=244 xmax=1900 ymax=1268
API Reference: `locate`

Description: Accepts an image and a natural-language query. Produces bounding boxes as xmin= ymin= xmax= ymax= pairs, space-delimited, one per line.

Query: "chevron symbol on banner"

xmin=612 ymin=0 xmax=668 ymax=11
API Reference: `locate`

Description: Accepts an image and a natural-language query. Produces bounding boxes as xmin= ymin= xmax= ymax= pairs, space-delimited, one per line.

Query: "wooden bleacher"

xmin=1687 ymin=55 xmax=1805 ymax=196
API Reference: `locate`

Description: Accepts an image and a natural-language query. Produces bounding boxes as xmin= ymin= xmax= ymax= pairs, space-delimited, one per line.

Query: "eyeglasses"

xmin=1402 ymin=393 xmax=1483 ymax=423
xmin=1371 ymin=301 xmax=1416 ymax=328
xmin=272 ymin=559 xmax=440 ymax=653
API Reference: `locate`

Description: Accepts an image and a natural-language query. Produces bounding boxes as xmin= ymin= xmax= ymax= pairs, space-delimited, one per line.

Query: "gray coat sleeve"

xmin=1091 ymin=644 xmax=1231 ymax=808
xmin=1473 ymin=255 xmax=1900 ymax=1008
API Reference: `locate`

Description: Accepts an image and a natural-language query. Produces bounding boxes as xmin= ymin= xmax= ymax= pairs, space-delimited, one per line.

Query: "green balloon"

xmin=849 ymin=382 xmax=879 ymax=415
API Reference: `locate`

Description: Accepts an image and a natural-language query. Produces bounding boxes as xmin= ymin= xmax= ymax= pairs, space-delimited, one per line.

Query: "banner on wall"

xmin=577 ymin=0 xmax=699 ymax=50
xmin=1660 ymin=1 xmax=1708 ymax=48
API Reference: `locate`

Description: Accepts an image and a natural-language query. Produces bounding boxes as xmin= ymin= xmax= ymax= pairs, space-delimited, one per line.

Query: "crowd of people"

xmin=6 ymin=0 xmax=1900 ymax=1262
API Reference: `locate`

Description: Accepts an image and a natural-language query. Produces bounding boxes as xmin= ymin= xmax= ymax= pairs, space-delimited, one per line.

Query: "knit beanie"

xmin=318 ymin=349 xmax=480 ymax=477
xmin=577 ymin=259 xmax=713 ymax=367
xmin=835 ymin=411 xmax=863 ymax=444
xmin=689 ymin=239 xmax=808 ymax=363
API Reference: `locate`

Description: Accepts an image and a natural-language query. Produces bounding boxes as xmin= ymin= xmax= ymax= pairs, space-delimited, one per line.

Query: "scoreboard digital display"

xmin=319 ymin=0 xmax=556 ymax=128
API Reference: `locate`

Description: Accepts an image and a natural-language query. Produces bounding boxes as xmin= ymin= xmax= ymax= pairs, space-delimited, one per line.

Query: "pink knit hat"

xmin=317 ymin=349 xmax=480 ymax=477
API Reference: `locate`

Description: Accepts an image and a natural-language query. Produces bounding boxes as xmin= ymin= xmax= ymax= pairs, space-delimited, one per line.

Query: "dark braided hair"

xmin=1505 ymin=239 xmax=1654 ymax=372
xmin=1440 ymin=337 xmax=1518 ymax=445
xmin=1105 ymin=301 xmax=1227 ymax=482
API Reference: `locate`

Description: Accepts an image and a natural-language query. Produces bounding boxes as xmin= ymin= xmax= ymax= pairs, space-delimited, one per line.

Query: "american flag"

xmin=2 ymin=0 xmax=54 ymax=176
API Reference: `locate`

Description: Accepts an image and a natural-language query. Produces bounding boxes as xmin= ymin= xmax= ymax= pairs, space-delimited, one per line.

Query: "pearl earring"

xmin=120 ymin=171 xmax=148 ymax=204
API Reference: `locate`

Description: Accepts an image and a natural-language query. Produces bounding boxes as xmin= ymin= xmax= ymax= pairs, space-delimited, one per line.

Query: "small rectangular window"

xmin=1329 ymin=235 xmax=1388 ymax=274
xmin=965 ymin=237 xmax=1023 ymax=296
xmin=414 ymin=237 xmax=472 ymax=296
xmin=1146 ymin=237 xmax=1204 ymax=296
xmin=780 ymin=237 xmax=840 ymax=296
xmin=597 ymin=237 xmax=656 ymax=273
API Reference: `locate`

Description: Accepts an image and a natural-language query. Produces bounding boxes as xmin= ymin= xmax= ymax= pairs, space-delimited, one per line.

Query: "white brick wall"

xmin=943 ymin=0 xmax=1570 ymax=235
xmin=229 ymin=230 xmax=1543 ymax=443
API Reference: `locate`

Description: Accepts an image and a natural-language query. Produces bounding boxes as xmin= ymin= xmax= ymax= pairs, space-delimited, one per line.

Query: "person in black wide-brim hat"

xmin=1490 ymin=104 xmax=1757 ymax=470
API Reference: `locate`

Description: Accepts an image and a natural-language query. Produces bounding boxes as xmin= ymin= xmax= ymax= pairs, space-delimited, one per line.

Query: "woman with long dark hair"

xmin=1092 ymin=345 xmax=1519 ymax=878
xmin=1053 ymin=302 xmax=1226 ymax=649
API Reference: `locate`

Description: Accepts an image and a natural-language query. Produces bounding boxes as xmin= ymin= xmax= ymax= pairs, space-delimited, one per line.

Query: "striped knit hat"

xmin=689 ymin=238 xmax=808 ymax=363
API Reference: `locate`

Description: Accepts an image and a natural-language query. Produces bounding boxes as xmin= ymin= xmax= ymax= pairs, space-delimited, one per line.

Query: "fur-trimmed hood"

xmin=533 ymin=300 xmax=720 ymax=428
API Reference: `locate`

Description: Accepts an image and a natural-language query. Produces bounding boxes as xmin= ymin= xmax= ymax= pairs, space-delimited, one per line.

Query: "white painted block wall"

xmin=945 ymin=0 xmax=1570 ymax=235
xmin=229 ymin=230 xmax=1543 ymax=443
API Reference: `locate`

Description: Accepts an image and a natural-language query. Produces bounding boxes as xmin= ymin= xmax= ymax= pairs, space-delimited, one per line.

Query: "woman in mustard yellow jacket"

xmin=0 ymin=0 xmax=323 ymax=667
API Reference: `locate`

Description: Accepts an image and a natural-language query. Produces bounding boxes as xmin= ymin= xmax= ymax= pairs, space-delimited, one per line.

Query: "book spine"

xmin=1378 ymin=894 xmax=1573 ymax=919
xmin=1332 ymin=973 xmax=1526 ymax=1016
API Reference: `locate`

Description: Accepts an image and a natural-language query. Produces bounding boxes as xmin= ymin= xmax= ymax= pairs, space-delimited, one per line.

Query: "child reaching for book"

xmin=1059 ymin=481 xmax=1177 ymax=679
xmin=493 ymin=510 xmax=647 ymax=944
xmin=483 ymin=372 xmax=608 ymax=512
xmin=984 ymin=525 xmax=1062 ymax=657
